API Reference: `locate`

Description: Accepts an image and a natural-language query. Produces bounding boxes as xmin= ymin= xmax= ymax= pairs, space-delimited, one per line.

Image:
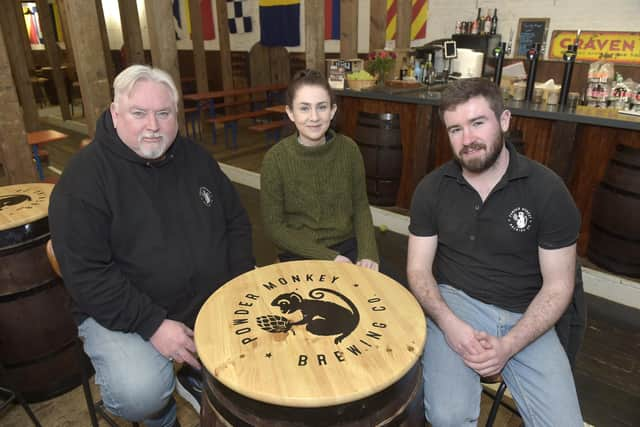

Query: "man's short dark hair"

xmin=439 ymin=78 xmax=504 ymax=122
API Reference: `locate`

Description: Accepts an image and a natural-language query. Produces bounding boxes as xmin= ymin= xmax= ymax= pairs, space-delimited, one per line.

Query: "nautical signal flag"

xmin=325 ymin=0 xmax=340 ymax=40
xmin=172 ymin=0 xmax=216 ymax=41
xmin=227 ymin=0 xmax=253 ymax=34
xmin=386 ymin=0 xmax=428 ymax=42
xmin=259 ymin=0 xmax=300 ymax=46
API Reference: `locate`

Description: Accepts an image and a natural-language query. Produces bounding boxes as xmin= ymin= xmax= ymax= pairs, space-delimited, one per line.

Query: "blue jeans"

xmin=423 ymin=285 xmax=583 ymax=427
xmin=78 ymin=318 xmax=177 ymax=427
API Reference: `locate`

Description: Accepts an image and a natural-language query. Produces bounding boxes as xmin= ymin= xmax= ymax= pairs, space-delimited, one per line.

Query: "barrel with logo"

xmin=0 ymin=183 xmax=84 ymax=402
xmin=587 ymin=145 xmax=640 ymax=277
xmin=354 ymin=112 xmax=403 ymax=206
xmin=195 ymin=260 xmax=426 ymax=426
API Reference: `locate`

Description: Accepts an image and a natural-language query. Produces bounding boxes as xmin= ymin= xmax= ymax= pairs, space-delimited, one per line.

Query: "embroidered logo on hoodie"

xmin=199 ymin=186 xmax=214 ymax=207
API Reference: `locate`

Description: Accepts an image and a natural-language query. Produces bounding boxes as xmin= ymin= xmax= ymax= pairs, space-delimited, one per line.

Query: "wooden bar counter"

xmin=335 ymin=86 xmax=640 ymax=257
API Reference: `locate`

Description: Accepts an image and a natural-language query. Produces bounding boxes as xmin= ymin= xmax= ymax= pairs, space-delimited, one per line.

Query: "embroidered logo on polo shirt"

xmin=507 ymin=207 xmax=533 ymax=232
xmin=199 ymin=186 xmax=214 ymax=207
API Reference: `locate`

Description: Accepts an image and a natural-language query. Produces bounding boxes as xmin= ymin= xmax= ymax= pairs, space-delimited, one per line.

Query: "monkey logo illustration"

xmin=0 ymin=195 xmax=31 ymax=211
xmin=507 ymin=207 xmax=533 ymax=232
xmin=257 ymin=288 xmax=360 ymax=344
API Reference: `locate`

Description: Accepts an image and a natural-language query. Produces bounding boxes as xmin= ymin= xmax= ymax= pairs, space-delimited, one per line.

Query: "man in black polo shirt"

xmin=408 ymin=78 xmax=583 ymax=426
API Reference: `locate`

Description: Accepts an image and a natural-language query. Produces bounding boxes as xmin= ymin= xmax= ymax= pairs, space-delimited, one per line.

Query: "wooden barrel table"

xmin=0 ymin=183 xmax=84 ymax=402
xmin=195 ymin=260 xmax=426 ymax=426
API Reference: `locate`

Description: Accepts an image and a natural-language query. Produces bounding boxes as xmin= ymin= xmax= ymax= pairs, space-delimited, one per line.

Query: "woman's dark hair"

xmin=286 ymin=69 xmax=335 ymax=108
xmin=439 ymin=78 xmax=504 ymax=122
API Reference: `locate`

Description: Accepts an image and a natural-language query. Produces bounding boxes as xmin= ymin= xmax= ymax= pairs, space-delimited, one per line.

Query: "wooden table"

xmin=27 ymin=130 xmax=68 ymax=181
xmin=195 ymin=260 xmax=426 ymax=425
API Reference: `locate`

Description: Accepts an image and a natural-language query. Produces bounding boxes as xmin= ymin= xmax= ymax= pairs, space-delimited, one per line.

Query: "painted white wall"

xmin=100 ymin=0 xmax=640 ymax=56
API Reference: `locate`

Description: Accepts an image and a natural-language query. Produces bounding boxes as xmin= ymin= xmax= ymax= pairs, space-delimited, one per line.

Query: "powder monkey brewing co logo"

xmin=230 ymin=270 xmax=399 ymax=368
xmin=507 ymin=207 xmax=533 ymax=232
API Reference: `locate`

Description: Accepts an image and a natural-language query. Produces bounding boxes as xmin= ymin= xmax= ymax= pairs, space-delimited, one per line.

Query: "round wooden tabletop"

xmin=195 ymin=260 xmax=426 ymax=408
xmin=0 ymin=183 xmax=53 ymax=232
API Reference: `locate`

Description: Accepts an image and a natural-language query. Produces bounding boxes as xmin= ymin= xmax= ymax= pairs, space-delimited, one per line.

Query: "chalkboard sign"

xmin=515 ymin=18 xmax=550 ymax=57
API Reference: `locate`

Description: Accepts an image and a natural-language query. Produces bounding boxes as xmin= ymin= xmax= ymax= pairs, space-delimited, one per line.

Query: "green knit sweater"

xmin=260 ymin=130 xmax=379 ymax=262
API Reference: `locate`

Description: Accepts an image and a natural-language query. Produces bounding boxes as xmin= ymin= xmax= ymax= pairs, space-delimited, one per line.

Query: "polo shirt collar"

xmin=442 ymin=141 xmax=531 ymax=185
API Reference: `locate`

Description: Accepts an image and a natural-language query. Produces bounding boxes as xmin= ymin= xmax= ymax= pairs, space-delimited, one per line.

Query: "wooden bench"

xmin=207 ymin=110 xmax=273 ymax=148
xmin=248 ymin=119 xmax=290 ymax=144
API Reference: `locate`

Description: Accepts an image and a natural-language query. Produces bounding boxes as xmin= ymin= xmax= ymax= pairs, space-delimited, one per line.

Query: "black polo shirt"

xmin=409 ymin=143 xmax=580 ymax=313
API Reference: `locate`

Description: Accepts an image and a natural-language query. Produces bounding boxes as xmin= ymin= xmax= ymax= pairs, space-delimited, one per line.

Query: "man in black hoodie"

xmin=49 ymin=65 xmax=254 ymax=427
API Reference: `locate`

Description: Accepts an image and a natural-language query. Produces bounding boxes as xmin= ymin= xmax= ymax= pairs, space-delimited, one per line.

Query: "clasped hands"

xmin=150 ymin=319 xmax=201 ymax=369
xmin=443 ymin=318 xmax=514 ymax=378
xmin=334 ymin=254 xmax=379 ymax=271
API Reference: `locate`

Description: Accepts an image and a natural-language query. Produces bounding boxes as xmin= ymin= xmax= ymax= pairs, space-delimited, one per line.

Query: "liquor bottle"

xmin=472 ymin=8 xmax=481 ymax=35
xmin=490 ymin=9 xmax=498 ymax=35
xmin=484 ymin=11 xmax=492 ymax=35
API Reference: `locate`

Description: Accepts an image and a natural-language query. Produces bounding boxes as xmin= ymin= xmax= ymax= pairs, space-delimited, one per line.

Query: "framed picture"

xmin=515 ymin=18 xmax=550 ymax=57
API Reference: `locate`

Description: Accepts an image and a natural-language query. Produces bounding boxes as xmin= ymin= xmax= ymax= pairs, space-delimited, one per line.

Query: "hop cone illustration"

xmin=256 ymin=315 xmax=293 ymax=333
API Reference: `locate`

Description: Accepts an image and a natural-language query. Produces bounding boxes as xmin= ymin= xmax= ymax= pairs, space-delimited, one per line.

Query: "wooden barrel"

xmin=0 ymin=183 xmax=84 ymax=402
xmin=354 ymin=112 xmax=402 ymax=206
xmin=195 ymin=260 xmax=426 ymax=426
xmin=587 ymin=145 xmax=640 ymax=278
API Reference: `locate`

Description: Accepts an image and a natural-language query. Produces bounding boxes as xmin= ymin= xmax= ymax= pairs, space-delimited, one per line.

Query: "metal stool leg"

xmin=75 ymin=338 xmax=100 ymax=427
xmin=0 ymin=361 xmax=42 ymax=427
xmin=485 ymin=381 xmax=508 ymax=427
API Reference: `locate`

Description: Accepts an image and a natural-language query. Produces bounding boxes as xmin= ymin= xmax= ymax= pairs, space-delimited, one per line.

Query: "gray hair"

xmin=112 ymin=65 xmax=178 ymax=107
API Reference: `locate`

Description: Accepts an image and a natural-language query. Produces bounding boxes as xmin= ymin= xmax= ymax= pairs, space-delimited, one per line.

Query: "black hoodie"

xmin=49 ymin=110 xmax=254 ymax=339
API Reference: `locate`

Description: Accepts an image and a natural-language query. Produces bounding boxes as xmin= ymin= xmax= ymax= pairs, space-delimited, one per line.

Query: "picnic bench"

xmin=183 ymin=83 xmax=287 ymax=147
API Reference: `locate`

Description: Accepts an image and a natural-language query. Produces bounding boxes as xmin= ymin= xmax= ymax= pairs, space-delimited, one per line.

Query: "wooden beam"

xmin=145 ymin=0 xmax=185 ymax=133
xmin=95 ymin=0 xmax=115 ymax=83
xmin=396 ymin=0 xmax=411 ymax=49
xmin=0 ymin=28 xmax=37 ymax=184
xmin=369 ymin=0 xmax=386 ymax=52
xmin=61 ymin=0 xmax=112 ymax=137
xmin=215 ymin=0 xmax=233 ymax=90
xmin=188 ymin=0 xmax=208 ymax=93
xmin=118 ymin=0 xmax=145 ymax=66
xmin=35 ymin=0 xmax=71 ymax=120
xmin=339 ymin=0 xmax=358 ymax=59
xmin=0 ymin=0 xmax=39 ymax=132
xmin=56 ymin=0 xmax=75 ymax=66
xmin=12 ymin=0 xmax=35 ymax=72
xmin=305 ymin=0 xmax=325 ymax=75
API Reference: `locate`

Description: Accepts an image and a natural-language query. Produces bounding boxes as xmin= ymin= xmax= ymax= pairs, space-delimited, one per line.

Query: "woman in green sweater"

xmin=261 ymin=69 xmax=384 ymax=272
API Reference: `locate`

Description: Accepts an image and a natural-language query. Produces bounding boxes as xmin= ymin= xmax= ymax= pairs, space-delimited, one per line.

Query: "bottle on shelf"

xmin=472 ymin=8 xmax=481 ymax=35
xmin=490 ymin=9 xmax=498 ymax=35
xmin=484 ymin=11 xmax=492 ymax=35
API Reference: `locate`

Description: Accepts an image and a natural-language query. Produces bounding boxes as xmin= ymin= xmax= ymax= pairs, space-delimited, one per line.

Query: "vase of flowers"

xmin=366 ymin=50 xmax=397 ymax=85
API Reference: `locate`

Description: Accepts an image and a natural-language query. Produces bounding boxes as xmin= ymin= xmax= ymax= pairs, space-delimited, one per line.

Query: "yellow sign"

xmin=549 ymin=31 xmax=640 ymax=64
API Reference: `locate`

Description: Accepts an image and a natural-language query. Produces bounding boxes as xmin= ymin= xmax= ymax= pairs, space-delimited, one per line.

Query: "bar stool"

xmin=45 ymin=240 xmax=140 ymax=427
xmin=0 ymin=361 xmax=42 ymax=427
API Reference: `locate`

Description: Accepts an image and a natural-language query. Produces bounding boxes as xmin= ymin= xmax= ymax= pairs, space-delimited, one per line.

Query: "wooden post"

xmin=61 ymin=0 xmax=112 ymax=137
xmin=56 ymin=0 xmax=75 ymax=66
xmin=95 ymin=0 xmax=115 ymax=83
xmin=12 ymin=0 xmax=35 ymax=72
xmin=0 ymin=29 xmax=38 ymax=184
xmin=145 ymin=0 xmax=185 ymax=134
xmin=0 ymin=1 xmax=39 ymax=132
xmin=118 ymin=0 xmax=145 ymax=66
xmin=340 ymin=0 xmax=358 ymax=59
xmin=305 ymin=0 xmax=325 ymax=75
xmin=35 ymin=0 xmax=71 ymax=120
xmin=369 ymin=0 xmax=386 ymax=52
xmin=396 ymin=0 xmax=411 ymax=49
xmin=188 ymin=0 xmax=209 ymax=93
xmin=215 ymin=0 xmax=233 ymax=91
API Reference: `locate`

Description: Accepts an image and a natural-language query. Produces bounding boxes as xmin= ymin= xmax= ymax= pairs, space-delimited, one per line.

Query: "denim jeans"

xmin=78 ymin=318 xmax=177 ymax=427
xmin=423 ymin=285 xmax=583 ymax=427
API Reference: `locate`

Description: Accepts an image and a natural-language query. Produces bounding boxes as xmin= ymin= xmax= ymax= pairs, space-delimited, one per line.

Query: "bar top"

xmin=336 ymin=86 xmax=640 ymax=132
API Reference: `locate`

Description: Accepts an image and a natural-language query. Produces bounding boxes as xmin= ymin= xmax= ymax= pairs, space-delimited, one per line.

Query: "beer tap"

xmin=492 ymin=42 xmax=507 ymax=86
xmin=524 ymin=43 xmax=541 ymax=102
xmin=559 ymin=29 xmax=581 ymax=108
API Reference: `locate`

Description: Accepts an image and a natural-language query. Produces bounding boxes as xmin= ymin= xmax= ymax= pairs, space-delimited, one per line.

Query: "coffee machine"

xmin=451 ymin=34 xmax=501 ymax=77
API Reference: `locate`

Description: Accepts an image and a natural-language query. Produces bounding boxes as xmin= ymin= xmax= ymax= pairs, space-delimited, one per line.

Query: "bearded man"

xmin=49 ymin=65 xmax=254 ymax=427
xmin=407 ymin=78 xmax=584 ymax=426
